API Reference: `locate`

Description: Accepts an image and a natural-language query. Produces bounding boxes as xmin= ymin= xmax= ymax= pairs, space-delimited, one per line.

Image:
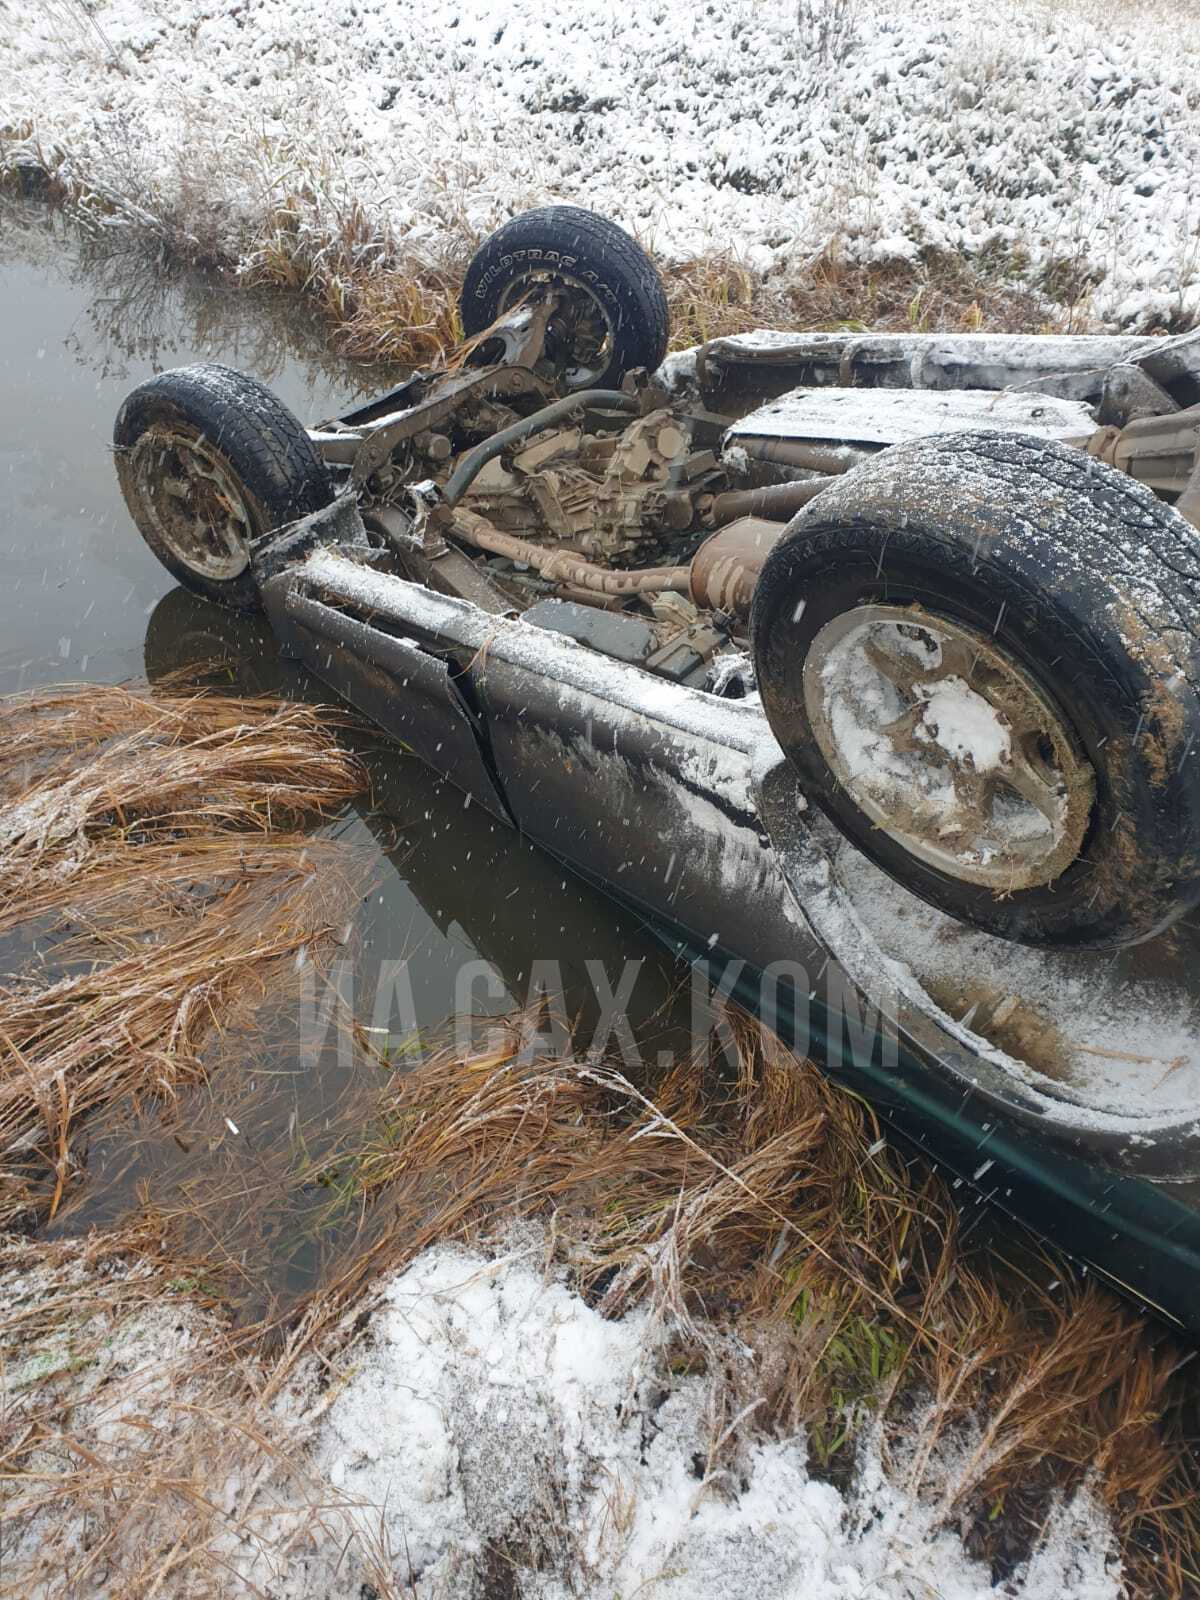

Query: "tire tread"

xmin=460 ymin=206 xmax=669 ymax=383
xmin=114 ymin=363 xmax=331 ymax=608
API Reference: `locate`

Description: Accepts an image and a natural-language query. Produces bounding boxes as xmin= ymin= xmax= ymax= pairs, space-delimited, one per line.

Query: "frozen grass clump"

xmin=0 ymin=682 xmax=365 ymax=1226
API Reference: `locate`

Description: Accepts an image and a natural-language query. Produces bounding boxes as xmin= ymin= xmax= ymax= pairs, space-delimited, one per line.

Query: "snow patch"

xmin=2 ymin=0 xmax=1197 ymax=326
xmin=728 ymin=385 xmax=1099 ymax=447
xmin=915 ymin=675 xmax=1011 ymax=772
xmin=228 ymin=1244 xmax=1123 ymax=1598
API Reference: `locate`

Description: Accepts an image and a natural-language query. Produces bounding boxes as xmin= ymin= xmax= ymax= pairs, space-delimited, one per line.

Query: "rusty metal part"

xmin=450 ymin=505 xmax=691 ymax=598
xmin=422 ymin=546 xmax=519 ymax=616
xmin=460 ymin=405 xmax=717 ymax=564
xmin=495 ymin=276 xmax=615 ymax=391
xmin=689 ymin=516 xmax=785 ymax=618
xmin=642 ymin=623 xmax=728 ymax=686
xmin=127 ymin=424 xmax=255 ymax=580
xmin=487 ymin=294 xmax=557 ymax=370
xmin=306 ymin=425 xmax=365 ymax=466
xmin=1089 ymin=403 xmax=1200 ymax=524
xmin=659 ymin=491 xmax=696 ymax=530
xmin=733 ymin=436 xmax=874 ymax=475
xmin=439 ymin=295 xmax=559 ymax=378
xmin=709 ymin=477 xmax=834 ymax=525
xmin=1130 ymin=328 xmax=1200 ymax=408
xmin=350 ymin=364 xmax=554 ymax=486
xmin=315 ymin=291 xmax=591 ymax=476
xmin=360 ymin=504 xmax=419 ymax=548
xmin=1177 ymin=450 xmax=1200 ymax=529
xmin=414 ymin=431 xmax=453 ymax=462
xmin=442 ymin=389 xmax=638 ymax=508
xmin=362 ymin=507 xmax=516 ymax=616
xmin=1097 ymin=363 xmax=1180 ymax=426
xmin=1082 ymin=425 xmax=1121 ymax=460
xmin=571 ymin=408 xmax=696 ymax=559
xmin=558 ymin=585 xmax=634 ymax=611
xmin=316 ymin=374 xmax=423 ymax=430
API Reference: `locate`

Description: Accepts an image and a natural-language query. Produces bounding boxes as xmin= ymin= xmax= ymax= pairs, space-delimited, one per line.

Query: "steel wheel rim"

xmin=497 ymin=272 xmax=616 ymax=390
xmin=130 ymin=425 xmax=255 ymax=581
xmin=802 ymin=604 xmax=1096 ymax=891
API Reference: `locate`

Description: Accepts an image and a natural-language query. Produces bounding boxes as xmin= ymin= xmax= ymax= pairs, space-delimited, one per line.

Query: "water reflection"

xmin=1 ymin=196 xmax=395 ymax=394
xmin=4 ymin=197 xmax=690 ymax=1315
xmin=0 ymin=197 xmax=396 ymax=694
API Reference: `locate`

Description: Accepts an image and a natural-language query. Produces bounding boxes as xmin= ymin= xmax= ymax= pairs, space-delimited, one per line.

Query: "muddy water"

xmin=0 ymin=201 xmax=689 ymax=1313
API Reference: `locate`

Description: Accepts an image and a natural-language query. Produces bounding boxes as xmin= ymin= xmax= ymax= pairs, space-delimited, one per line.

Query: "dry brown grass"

xmin=657 ymin=241 xmax=1073 ymax=353
xmin=0 ymin=682 xmax=366 ymax=1229
xmin=0 ymin=1226 xmax=353 ymax=1599
xmin=3 ymin=1012 xmax=1198 ymax=1595
xmin=0 ymin=682 xmax=362 ymax=901
xmin=289 ymin=239 xmax=1079 ymax=374
xmin=0 ymin=680 xmax=384 ymax=1595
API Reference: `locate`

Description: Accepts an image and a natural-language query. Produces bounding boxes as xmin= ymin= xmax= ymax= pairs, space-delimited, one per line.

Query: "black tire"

xmin=114 ymin=363 xmax=332 ymax=610
xmin=460 ymin=206 xmax=669 ymax=390
xmin=750 ymin=431 xmax=1200 ymax=951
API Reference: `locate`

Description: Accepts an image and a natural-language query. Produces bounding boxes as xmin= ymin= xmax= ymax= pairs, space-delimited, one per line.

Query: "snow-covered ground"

xmin=5 ymin=1239 xmax=1122 ymax=1598
xmin=1 ymin=0 xmax=1198 ymax=327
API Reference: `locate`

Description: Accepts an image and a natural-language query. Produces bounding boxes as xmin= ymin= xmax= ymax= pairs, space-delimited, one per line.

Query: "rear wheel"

xmin=115 ymin=364 xmax=332 ymax=610
xmin=751 ymin=431 xmax=1200 ymax=950
xmin=460 ymin=206 xmax=670 ymax=391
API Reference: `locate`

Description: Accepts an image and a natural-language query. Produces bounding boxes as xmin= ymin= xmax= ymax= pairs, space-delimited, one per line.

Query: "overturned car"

xmin=115 ymin=207 xmax=1200 ymax=1329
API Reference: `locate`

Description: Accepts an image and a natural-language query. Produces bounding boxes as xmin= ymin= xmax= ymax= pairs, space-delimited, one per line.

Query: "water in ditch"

xmin=0 ymin=199 xmax=692 ymax=1315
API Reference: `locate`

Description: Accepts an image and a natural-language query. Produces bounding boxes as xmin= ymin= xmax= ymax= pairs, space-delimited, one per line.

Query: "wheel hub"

xmin=129 ymin=425 xmax=254 ymax=581
xmin=498 ymin=274 xmax=615 ymax=390
xmin=803 ymin=605 xmax=1096 ymax=890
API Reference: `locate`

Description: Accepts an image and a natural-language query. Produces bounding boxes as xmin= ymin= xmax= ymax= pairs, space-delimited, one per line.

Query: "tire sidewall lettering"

xmin=473 ymin=255 xmax=618 ymax=309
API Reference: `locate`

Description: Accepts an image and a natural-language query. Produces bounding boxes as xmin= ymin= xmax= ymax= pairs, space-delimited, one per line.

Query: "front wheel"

xmin=751 ymin=431 xmax=1200 ymax=950
xmin=114 ymin=364 xmax=332 ymax=610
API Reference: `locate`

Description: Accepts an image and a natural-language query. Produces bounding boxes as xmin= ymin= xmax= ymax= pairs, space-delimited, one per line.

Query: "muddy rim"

xmin=803 ymin=605 xmax=1096 ymax=891
xmin=130 ymin=424 xmax=256 ymax=581
xmin=497 ymin=274 xmax=616 ymax=390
